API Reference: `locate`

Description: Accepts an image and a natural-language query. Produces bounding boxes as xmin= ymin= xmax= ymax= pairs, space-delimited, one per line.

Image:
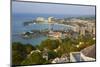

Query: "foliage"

xmin=25 ymin=44 xmax=36 ymax=54
xmin=21 ymin=52 xmax=46 ymax=65
xmin=12 ymin=34 xmax=95 ymax=65
xmin=12 ymin=42 xmax=36 ymax=65
xmin=39 ymin=39 xmax=61 ymax=50
xmin=48 ymin=50 xmax=58 ymax=60
xmin=12 ymin=50 xmax=25 ymax=65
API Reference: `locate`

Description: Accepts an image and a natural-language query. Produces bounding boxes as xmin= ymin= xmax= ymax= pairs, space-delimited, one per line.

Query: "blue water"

xmin=12 ymin=13 xmax=50 ymax=45
xmin=12 ymin=13 xmax=72 ymax=33
xmin=12 ymin=13 xmax=84 ymax=45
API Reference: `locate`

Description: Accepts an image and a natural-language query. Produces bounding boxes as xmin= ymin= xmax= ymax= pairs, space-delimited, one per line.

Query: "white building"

xmin=48 ymin=17 xmax=54 ymax=23
xmin=73 ymin=25 xmax=80 ymax=33
xmin=48 ymin=31 xmax=62 ymax=38
xmin=36 ymin=17 xmax=45 ymax=22
xmin=80 ymin=27 xmax=86 ymax=36
xmin=52 ymin=57 xmax=69 ymax=63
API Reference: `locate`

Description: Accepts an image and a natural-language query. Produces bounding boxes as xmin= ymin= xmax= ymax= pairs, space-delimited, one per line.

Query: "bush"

xmin=12 ymin=42 xmax=36 ymax=65
xmin=12 ymin=50 xmax=25 ymax=65
xmin=25 ymin=44 xmax=36 ymax=54
xmin=21 ymin=52 xmax=46 ymax=65
xmin=48 ymin=50 xmax=58 ymax=60
xmin=39 ymin=39 xmax=61 ymax=50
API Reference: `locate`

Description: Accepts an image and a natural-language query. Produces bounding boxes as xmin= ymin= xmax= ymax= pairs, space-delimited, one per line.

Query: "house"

xmin=48 ymin=31 xmax=62 ymax=38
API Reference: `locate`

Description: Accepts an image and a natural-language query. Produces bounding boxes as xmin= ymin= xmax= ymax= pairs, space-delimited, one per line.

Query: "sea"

xmin=12 ymin=13 xmax=92 ymax=46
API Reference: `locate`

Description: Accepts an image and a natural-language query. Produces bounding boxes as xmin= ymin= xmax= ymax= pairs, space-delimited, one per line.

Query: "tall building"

xmin=93 ymin=27 xmax=95 ymax=35
xmin=48 ymin=17 xmax=54 ymax=32
xmin=73 ymin=25 xmax=80 ymax=33
xmin=36 ymin=17 xmax=45 ymax=22
xmin=80 ymin=27 xmax=86 ymax=36
xmin=87 ymin=23 xmax=94 ymax=33
xmin=48 ymin=17 xmax=54 ymax=23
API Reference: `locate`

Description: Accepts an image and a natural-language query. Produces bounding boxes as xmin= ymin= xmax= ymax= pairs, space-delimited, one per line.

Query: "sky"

xmin=12 ymin=1 xmax=95 ymax=15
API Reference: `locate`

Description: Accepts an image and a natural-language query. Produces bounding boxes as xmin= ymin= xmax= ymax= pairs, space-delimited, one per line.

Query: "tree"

xmin=12 ymin=42 xmax=36 ymax=65
xmin=25 ymin=44 xmax=36 ymax=54
xmin=12 ymin=42 xmax=26 ymax=65
xmin=21 ymin=52 xmax=46 ymax=65
xmin=39 ymin=39 xmax=60 ymax=50
xmin=12 ymin=50 xmax=25 ymax=65
xmin=48 ymin=50 xmax=58 ymax=60
xmin=12 ymin=42 xmax=25 ymax=51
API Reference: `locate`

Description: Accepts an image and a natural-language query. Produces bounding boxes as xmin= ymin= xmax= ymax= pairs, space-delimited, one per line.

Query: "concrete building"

xmin=52 ymin=57 xmax=69 ymax=63
xmin=73 ymin=25 xmax=80 ymax=33
xmin=79 ymin=27 xmax=86 ymax=36
xmin=86 ymin=23 xmax=95 ymax=33
xmin=48 ymin=17 xmax=54 ymax=23
xmin=48 ymin=31 xmax=62 ymax=38
xmin=36 ymin=17 xmax=45 ymax=22
xmin=93 ymin=27 xmax=95 ymax=35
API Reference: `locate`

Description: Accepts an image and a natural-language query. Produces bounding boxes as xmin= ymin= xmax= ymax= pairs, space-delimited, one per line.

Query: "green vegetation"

xmin=25 ymin=44 xmax=36 ymax=54
xmin=38 ymin=39 xmax=61 ymax=50
xmin=12 ymin=42 xmax=36 ymax=65
xmin=12 ymin=42 xmax=26 ymax=65
xmin=48 ymin=50 xmax=58 ymax=60
xmin=12 ymin=34 xmax=95 ymax=65
xmin=21 ymin=52 xmax=46 ymax=65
